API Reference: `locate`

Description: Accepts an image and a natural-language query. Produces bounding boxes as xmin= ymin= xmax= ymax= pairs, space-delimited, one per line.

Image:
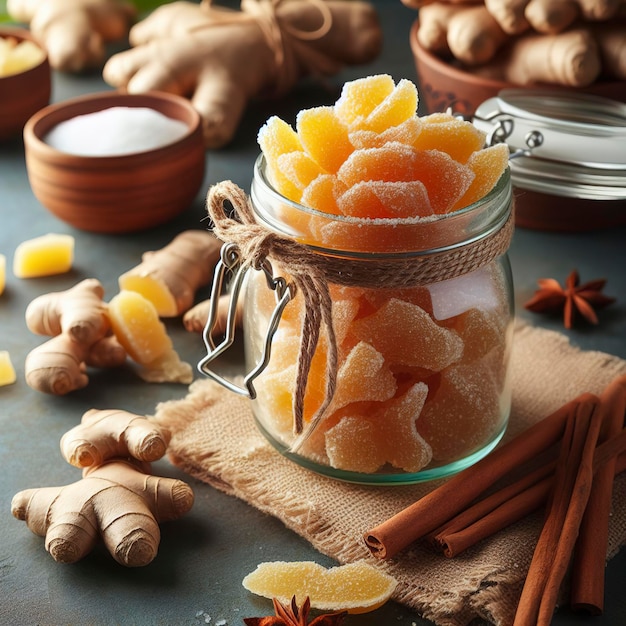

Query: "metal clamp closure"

xmin=197 ymin=242 xmax=294 ymax=399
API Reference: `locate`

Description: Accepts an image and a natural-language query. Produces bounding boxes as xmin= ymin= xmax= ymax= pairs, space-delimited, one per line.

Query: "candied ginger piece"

xmin=349 ymin=117 xmax=423 ymax=150
xmin=258 ymin=116 xmax=303 ymax=200
xmin=296 ymin=106 xmax=353 ymax=174
xmin=351 ymin=298 xmax=463 ymax=371
xmin=413 ymin=113 xmax=486 ymax=163
xmin=301 ymin=174 xmax=344 ymax=216
xmin=276 ymin=151 xmax=327 ymax=193
xmin=338 ymin=180 xmax=433 ymax=219
xmin=338 ymin=142 xmax=422 ymax=186
xmin=357 ymin=78 xmax=419 ymax=133
xmin=242 ymin=560 xmax=397 ymax=613
xmin=330 ymin=341 xmax=397 ymax=412
xmin=0 ymin=350 xmax=17 ymax=386
xmin=417 ymin=360 xmax=503 ymax=462
xmin=442 ymin=307 xmax=506 ymax=364
xmin=452 ymin=143 xmax=510 ymax=210
xmin=325 ymin=382 xmax=432 ymax=473
xmin=334 ymin=74 xmax=396 ymax=127
xmin=13 ymin=233 xmax=74 ymax=278
xmin=338 ymin=144 xmax=474 ymax=214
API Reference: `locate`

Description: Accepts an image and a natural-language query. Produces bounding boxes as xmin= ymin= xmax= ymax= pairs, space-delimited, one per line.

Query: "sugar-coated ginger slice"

xmin=417 ymin=359 xmax=503 ymax=462
xmin=351 ymin=298 xmax=463 ymax=371
xmin=325 ymin=382 xmax=432 ymax=473
xmin=349 ymin=117 xmax=423 ymax=150
xmin=301 ymin=174 xmax=345 ymax=216
xmin=451 ymin=143 xmax=509 ymax=210
xmin=356 ymin=78 xmax=419 ymax=133
xmin=296 ymin=106 xmax=353 ymax=174
xmin=276 ymin=151 xmax=327 ymax=194
xmin=330 ymin=341 xmax=397 ymax=412
xmin=412 ymin=112 xmax=486 ymax=164
xmin=258 ymin=116 xmax=303 ymax=200
xmin=242 ymin=560 xmax=397 ymax=614
xmin=334 ymin=73 xmax=396 ymax=127
xmin=337 ymin=180 xmax=433 ymax=219
xmin=0 ymin=350 xmax=17 ymax=386
xmin=13 ymin=233 xmax=74 ymax=278
xmin=337 ymin=143 xmax=475 ymax=214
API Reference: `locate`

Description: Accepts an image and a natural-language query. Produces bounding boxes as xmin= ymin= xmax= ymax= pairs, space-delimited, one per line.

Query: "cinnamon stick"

xmin=428 ymin=460 xmax=556 ymax=557
xmin=570 ymin=374 xmax=626 ymax=615
xmin=364 ymin=394 xmax=595 ymax=560
xmin=514 ymin=395 xmax=603 ymax=626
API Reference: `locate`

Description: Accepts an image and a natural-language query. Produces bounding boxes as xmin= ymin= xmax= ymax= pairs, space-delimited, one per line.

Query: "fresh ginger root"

xmin=183 ymin=293 xmax=243 ymax=335
xmin=12 ymin=458 xmax=193 ymax=566
xmin=61 ymin=408 xmax=171 ymax=468
xmin=25 ymin=280 xmax=127 ymax=395
xmin=417 ymin=3 xmax=508 ymax=64
xmin=25 ymin=333 xmax=126 ymax=395
xmin=25 ymin=278 xmax=109 ymax=345
xmin=473 ymin=27 xmax=602 ymax=86
xmin=118 ymin=230 xmax=221 ymax=318
xmin=103 ymin=0 xmax=382 ymax=148
xmin=7 ymin=0 xmax=136 ymax=72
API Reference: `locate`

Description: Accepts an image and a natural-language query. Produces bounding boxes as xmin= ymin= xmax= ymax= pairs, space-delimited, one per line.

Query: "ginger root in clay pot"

xmin=103 ymin=0 xmax=383 ymax=148
xmin=412 ymin=0 xmax=626 ymax=87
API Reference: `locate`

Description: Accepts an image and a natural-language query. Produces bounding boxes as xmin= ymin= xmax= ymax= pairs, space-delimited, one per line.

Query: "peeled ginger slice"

xmin=242 ymin=560 xmax=397 ymax=614
xmin=13 ymin=233 xmax=74 ymax=278
xmin=0 ymin=351 xmax=17 ymax=386
xmin=357 ymin=78 xmax=419 ymax=133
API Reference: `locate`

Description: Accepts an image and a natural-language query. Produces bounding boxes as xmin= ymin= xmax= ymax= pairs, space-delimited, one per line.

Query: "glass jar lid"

xmin=472 ymin=90 xmax=626 ymax=201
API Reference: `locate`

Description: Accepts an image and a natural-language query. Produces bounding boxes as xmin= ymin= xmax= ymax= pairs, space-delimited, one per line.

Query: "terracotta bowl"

xmin=23 ymin=91 xmax=206 ymax=234
xmin=410 ymin=19 xmax=626 ymax=231
xmin=0 ymin=26 xmax=51 ymax=142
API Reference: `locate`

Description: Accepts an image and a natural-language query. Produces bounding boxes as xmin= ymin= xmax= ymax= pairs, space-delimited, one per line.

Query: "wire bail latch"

xmin=197 ymin=242 xmax=294 ymax=399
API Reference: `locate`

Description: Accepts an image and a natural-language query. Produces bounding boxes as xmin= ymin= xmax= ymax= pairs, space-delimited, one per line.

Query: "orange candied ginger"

xmin=257 ymin=74 xmax=508 ymax=233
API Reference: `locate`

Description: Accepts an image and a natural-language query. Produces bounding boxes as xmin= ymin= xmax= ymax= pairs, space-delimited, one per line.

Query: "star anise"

xmin=244 ymin=596 xmax=347 ymax=626
xmin=524 ymin=270 xmax=615 ymax=329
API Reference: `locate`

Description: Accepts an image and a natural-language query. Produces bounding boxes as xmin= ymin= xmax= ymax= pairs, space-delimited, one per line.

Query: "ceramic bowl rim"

xmin=23 ymin=90 xmax=203 ymax=163
xmin=0 ymin=25 xmax=49 ymax=79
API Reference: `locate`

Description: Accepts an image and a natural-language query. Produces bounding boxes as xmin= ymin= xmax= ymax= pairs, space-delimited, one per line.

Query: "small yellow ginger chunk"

xmin=0 ymin=351 xmax=17 ymax=386
xmin=13 ymin=234 xmax=74 ymax=278
xmin=243 ymin=560 xmax=397 ymax=614
xmin=0 ymin=37 xmax=46 ymax=77
xmin=0 ymin=253 xmax=6 ymax=295
xmin=108 ymin=290 xmax=192 ymax=383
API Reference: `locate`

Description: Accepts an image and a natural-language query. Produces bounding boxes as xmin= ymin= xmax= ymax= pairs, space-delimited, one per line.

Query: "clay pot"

xmin=23 ymin=91 xmax=206 ymax=233
xmin=0 ymin=26 xmax=51 ymax=142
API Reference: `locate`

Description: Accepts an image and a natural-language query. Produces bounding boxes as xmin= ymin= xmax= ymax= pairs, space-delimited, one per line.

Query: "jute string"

xmin=197 ymin=0 xmax=338 ymax=95
xmin=206 ymin=180 xmax=514 ymax=444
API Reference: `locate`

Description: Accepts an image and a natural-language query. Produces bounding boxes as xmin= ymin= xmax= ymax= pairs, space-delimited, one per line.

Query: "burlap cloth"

xmin=153 ymin=319 xmax=626 ymax=626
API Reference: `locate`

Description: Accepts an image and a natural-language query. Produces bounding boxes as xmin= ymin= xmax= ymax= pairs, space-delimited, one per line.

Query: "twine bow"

xmin=199 ymin=0 xmax=337 ymax=95
xmin=207 ymin=181 xmax=338 ymax=446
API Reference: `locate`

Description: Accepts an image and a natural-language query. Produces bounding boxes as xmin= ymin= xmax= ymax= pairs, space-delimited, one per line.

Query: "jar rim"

xmin=250 ymin=154 xmax=512 ymax=258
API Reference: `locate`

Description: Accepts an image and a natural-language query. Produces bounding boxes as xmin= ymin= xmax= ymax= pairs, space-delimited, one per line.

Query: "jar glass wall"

xmin=242 ymin=156 xmax=515 ymax=485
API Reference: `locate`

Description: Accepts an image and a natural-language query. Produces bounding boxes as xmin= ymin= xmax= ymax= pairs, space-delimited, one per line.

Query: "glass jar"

xmin=202 ymin=156 xmax=515 ymax=485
